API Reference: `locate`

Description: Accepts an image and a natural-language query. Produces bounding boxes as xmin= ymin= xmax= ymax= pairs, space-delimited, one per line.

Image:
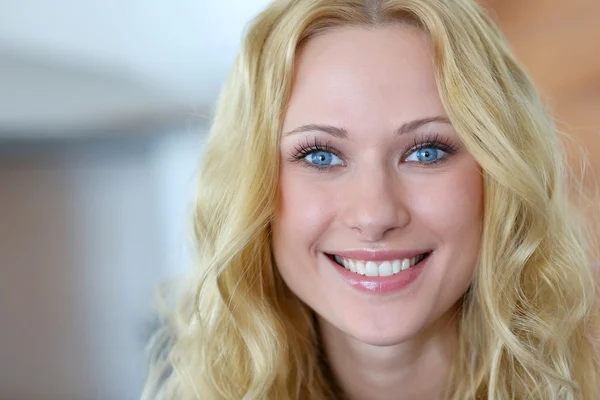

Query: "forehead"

xmin=284 ymin=24 xmax=446 ymax=133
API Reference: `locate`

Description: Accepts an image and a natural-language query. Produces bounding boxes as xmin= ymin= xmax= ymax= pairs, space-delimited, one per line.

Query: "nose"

xmin=340 ymin=167 xmax=410 ymax=242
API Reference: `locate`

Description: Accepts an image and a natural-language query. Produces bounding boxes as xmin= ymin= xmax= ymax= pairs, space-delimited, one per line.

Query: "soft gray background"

xmin=0 ymin=1 xmax=269 ymax=399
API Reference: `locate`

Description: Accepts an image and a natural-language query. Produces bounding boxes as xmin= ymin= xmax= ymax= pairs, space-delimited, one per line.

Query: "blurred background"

xmin=0 ymin=0 xmax=598 ymax=399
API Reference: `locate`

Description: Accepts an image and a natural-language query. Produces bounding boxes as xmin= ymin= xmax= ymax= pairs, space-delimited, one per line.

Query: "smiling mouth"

xmin=326 ymin=252 xmax=431 ymax=277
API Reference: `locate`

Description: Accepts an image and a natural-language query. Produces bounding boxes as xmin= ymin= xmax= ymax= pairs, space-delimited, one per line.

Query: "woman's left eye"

xmin=404 ymin=146 xmax=448 ymax=164
xmin=304 ymin=150 xmax=343 ymax=167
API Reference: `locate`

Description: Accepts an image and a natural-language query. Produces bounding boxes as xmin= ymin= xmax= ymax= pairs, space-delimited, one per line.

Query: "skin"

xmin=271 ymin=24 xmax=483 ymax=400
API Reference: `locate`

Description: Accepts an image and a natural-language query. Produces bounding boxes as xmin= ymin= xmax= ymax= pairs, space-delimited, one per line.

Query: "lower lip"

xmin=327 ymin=253 xmax=430 ymax=294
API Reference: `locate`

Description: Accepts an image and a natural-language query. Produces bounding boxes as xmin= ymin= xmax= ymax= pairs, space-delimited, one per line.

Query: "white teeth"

xmin=365 ymin=261 xmax=378 ymax=277
xmin=348 ymin=259 xmax=357 ymax=273
xmin=332 ymin=253 xmax=429 ymax=276
xmin=401 ymin=258 xmax=410 ymax=271
xmin=392 ymin=260 xmax=401 ymax=274
xmin=355 ymin=261 xmax=366 ymax=275
xmin=379 ymin=261 xmax=393 ymax=277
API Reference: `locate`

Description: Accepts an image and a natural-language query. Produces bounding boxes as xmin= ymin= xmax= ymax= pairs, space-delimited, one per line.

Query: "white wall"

xmin=0 ymin=128 xmax=205 ymax=399
xmin=0 ymin=0 xmax=260 ymax=397
xmin=0 ymin=0 xmax=272 ymax=104
xmin=151 ymin=130 xmax=206 ymax=278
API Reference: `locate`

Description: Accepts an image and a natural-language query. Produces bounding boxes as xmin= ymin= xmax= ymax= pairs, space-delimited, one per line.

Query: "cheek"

xmin=405 ymin=163 xmax=483 ymax=303
xmin=272 ymin=166 xmax=338 ymax=268
xmin=271 ymin=167 xmax=338 ymax=292
xmin=275 ymin=168 xmax=336 ymax=235
xmin=408 ymin=165 xmax=483 ymax=244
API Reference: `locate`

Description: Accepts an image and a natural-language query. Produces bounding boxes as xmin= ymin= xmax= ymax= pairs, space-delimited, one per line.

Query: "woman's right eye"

xmin=304 ymin=150 xmax=344 ymax=167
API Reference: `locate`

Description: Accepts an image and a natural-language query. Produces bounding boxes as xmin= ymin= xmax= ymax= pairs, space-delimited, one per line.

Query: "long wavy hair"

xmin=143 ymin=0 xmax=600 ymax=398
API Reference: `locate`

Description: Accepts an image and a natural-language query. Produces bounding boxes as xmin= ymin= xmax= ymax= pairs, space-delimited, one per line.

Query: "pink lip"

xmin=325 ymin=252 xmax=431 ymax=293
xmin=330 ymin=249 xmax=431 ymax=261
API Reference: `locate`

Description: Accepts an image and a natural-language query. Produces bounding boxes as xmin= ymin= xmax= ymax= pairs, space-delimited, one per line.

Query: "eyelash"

xmin=288 ymin=134 xmax=459 ymax=170
xmin=290 ymin=137 xmax=338 ymax=170
xmin=407 ymin=133 xmax=459 ymax=165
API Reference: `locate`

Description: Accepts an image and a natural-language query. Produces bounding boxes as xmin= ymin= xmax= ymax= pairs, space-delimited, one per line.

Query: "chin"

xmin=348 ymin=323 xmax=423 ymax=347
xmin=321 ymin=310 xmax=425 ymax=347
xmin=353 ymin=332 xmax=414 ymax=347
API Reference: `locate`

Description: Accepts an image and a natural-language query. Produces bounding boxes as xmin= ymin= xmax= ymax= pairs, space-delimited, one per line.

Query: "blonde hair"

xmin=143 ymin=0 xmax=600 ymax=398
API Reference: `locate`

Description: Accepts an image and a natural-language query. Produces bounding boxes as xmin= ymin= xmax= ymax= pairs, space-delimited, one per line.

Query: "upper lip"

xmin=326 ymin=249 xmax=432 ymax=262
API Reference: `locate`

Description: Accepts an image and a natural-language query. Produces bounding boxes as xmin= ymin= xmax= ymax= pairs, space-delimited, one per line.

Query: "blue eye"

xmin=405 ymin=147 xmax=448 ymax=163
xmin=305 ymin=150 xmax=343 ymax=166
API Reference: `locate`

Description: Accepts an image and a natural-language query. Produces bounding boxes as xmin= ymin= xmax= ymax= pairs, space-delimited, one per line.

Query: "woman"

xmin=144 ymin=0 xmax=600 ymax=398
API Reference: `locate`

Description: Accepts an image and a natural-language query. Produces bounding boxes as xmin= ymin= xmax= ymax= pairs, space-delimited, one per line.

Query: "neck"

xmin=318 ymin=309 xmax=459 ymax=400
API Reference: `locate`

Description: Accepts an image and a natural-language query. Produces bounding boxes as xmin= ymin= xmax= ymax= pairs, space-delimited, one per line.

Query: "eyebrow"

xmin=282 ymin=116 xmax=451 ymax=139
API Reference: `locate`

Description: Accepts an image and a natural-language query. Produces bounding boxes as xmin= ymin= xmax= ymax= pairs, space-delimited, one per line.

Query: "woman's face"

xmin=272 ymin=24 xmax=483 ymax=345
